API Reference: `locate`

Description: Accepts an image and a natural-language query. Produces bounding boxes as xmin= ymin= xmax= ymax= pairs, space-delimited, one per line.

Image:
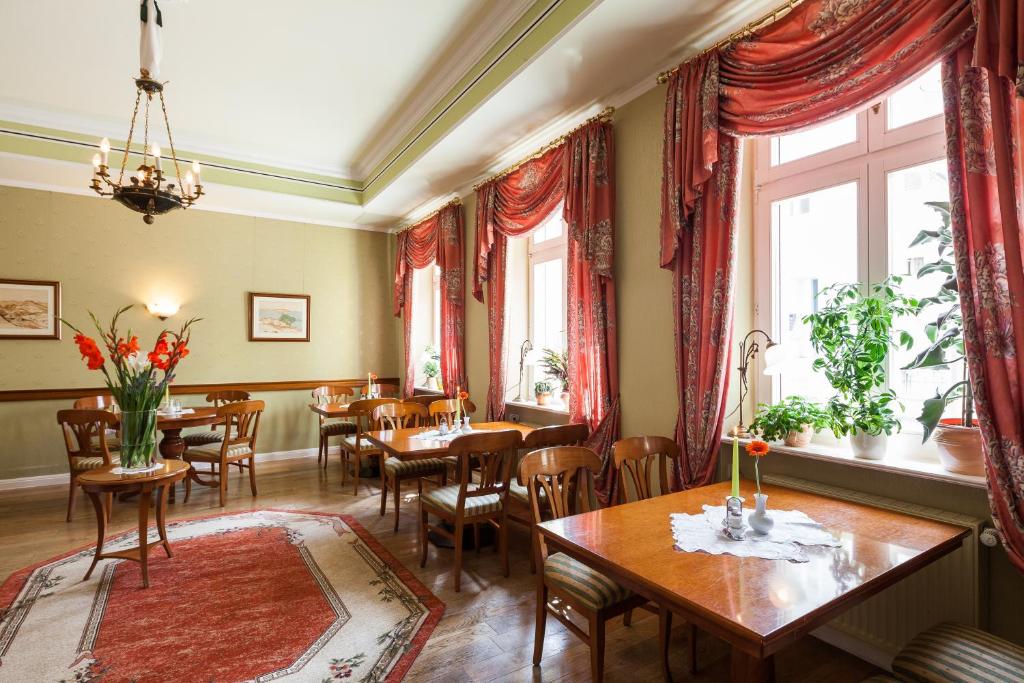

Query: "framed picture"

xmin=248 ymin=292 xmax=310 ymax=342
xmin=0 ymin=279 xmax=61 ymax=340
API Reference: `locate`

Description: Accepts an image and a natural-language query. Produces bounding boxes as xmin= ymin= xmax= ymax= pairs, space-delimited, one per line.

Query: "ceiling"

xmin=0 ymin=0 xmax=777 ymax=230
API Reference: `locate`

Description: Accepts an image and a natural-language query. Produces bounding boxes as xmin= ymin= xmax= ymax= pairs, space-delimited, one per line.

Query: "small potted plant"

xmin=539 ymin=347 xmax=569 ymax=405
xmin=902 ymin=202 xmax=982 ymax=475
xmin=804 ymin=278 xmax=917 ymax=460
xmin=534 ymin=380 xmax=553 ymax=406
xmin=749 ymin=395 xmax=831 ymax=447
xmin=422 ymin=359 xmax=439 ymax=390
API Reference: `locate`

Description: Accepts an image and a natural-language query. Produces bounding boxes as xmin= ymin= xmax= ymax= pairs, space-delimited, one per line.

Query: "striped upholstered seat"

xmin=71 ymin=454 xmax=119 ymax=471
xmin=892 ymin=622 xmax=1024 ymax=683
xmin=383 ymin=457 xmax=446 ymax=477
xmin=544 ymin=552 xmax=631 ymax=611
xmin=420 ymin=484 xmax=501 ymax=516
xmin=321 ymin=421 xmax=356 ymax=436
xmin=184 ymin=444 xmax=253 ymax=462
xmin=183 ymin=430 xmax=223 ymax=447
xmin=509 ymin=481 xmax=548 ymax=505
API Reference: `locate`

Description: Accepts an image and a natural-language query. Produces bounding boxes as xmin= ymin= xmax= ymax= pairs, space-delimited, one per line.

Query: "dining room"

xmin=1 ymin=1 xmax=1024 ymax=682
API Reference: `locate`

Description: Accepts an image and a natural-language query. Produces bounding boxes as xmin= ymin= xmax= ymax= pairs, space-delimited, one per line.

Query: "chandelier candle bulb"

xmin=91 ymin=153 xmax=101 ymax=172
xmin=152 ymin=143 xmax=162 ymax=171
xmin=192 ymin=160 xmax=201 ymax=183
xmin=99 ymin=137 xmax=110 ymax=166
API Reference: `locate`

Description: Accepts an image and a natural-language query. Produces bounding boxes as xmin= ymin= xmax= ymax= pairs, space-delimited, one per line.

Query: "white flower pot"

xmin=850 ymin=430 xmax=887 ymax=460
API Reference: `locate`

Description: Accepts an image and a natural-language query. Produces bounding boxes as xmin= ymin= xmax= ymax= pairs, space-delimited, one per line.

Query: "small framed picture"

xmin=0 ymin=279 xmax=61 ymax=340
xmin=248 ymin=292 xmax=310 ymax=342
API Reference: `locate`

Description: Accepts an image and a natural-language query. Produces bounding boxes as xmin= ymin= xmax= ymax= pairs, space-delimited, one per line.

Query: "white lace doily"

xmin=409 ymin=429 xmax=471 ymax=442
xmin=669 ymin=504 xmax=840 ymax=562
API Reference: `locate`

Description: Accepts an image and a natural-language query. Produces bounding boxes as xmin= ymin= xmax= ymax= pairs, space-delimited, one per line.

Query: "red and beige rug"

xmin=0 ymin=510 xmax=443 ymax=682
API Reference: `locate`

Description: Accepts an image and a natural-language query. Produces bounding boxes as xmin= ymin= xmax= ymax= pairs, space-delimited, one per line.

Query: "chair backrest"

xmin=206 ymin=389 xmax=251 ymax=406
xmin=429 ymin=397 xmax=477 ymax=426
xmin=522 ymin=423 xmax=590 ymax=450
xmin=348 ymin=398 xmax=400 ymax=431
xmin=372 ymin=401 xmax=428 ymax=429
xmin=56 ymin=409 xmax=117 ymax=467
xmin=448 ymin=429 xmax=523 ymax=502
xmin=402 ymin=394 xmax=438 ymax=409
xmin=73 ymin=395 xmax=117 ymax=410
xmin=375 ymin=383 xmax=401 ymax=398
xmin=216 ymin=399 xmax=265 ymax=454
xmin=612 ymin=435 xmax=681 ymax=503
xmin=312 ymin=384 xmax=354 ymax=404
xmin=518 ymin=446 xmax=601 ymax=559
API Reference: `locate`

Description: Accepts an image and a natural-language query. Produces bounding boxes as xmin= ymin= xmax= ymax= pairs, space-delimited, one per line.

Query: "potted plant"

xmin=534 ymin=380 xmax=553 ymax=406
xmin=902 ymin=201 xmax=982 ymax=475
xmin=804 ymin=278 xmax=918 ymax=460
xmin=749 ymin=395 xmax=831 ymax=447
xmin=539 ymin=347 xmax=569 ymax=405
xmin=422 ymin=359 xmax=439 ymax=390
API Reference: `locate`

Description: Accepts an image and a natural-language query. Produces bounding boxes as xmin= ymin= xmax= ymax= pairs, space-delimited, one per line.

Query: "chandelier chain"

xmin=143 ymin=95 xmax=151 ymax=168
xmin=159 ymin=91 xmax=186 ymax=201
xmin=118 ymin=89 xmax=144 ymax=185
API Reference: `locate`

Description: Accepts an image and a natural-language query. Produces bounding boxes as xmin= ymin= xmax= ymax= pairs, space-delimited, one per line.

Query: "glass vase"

xmin=119 ymin=408 xmax=158 ymax=471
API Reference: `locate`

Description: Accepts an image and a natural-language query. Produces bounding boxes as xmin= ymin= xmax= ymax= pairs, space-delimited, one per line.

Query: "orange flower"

xmin=74 ymin=333 xmax=105 ymax=370
xmin=147 ymin=332 xmax=171 ymax=370
xmin=458 ymin=390 xmax=469 ymax=401
xmin=745 ymin=440 xmax=770 ymax=458
xmin=116 ymin=335 xmax=140 ymax=359
xmin=370 ymin=373 xmax=378 ymax=380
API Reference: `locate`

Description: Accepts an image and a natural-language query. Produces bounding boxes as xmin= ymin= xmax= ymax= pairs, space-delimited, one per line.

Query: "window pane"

xmin=773 ymin=182 xmax=859 ymax=402
xmin=533 ymin=211 xmax=563 ymax=245
xmin=532 ymin=257 xmax=564 ymax=356
xmin=887 ymin=159 xmax=957 ymax=429
xmin=887 ymin=63 xmax=943 ymax=130
xmin=771 ymin=114 xmax=857 ymax=166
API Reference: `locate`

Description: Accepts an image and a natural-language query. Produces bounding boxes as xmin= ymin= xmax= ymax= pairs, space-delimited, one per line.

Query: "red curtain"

xmin=660 ymin=0 xmax=974 ymax=488
xmin=975 ymin=0 xmax=1024 ymax=96
xmin=943 ymin=43 xmax=1024 ymax=572
xmin=393 ymin=201 xmax=466 ymax=398
xmin=473 ymin=145 xmax=565 ymax=420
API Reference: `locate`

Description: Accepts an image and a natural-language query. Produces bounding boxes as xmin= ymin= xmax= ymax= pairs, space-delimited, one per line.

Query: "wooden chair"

xmin=374 ymin=402 xmax=447 ymax=531
xmin=339 ymin=398 xmax=398 ymax=495
xmin=57 ymin=409 xmax=118 ymax=522
xmin=612 ymin=435 xmax=695 ymax=677
xmin=355 ymin=382 xmax=401 ymax=399
xmin=521 ymin=446 xmax=646 ymax=682
xmin=183 ymin=390 xmax=252 ymax=453
xmin=403 ymin=394 xmax=439 ymax=409
xmin=419 ymin=429 xmax=522 ymax=592
xmin=428 ymin=397 xmax=477 ymax=427
xmin=311 ymin=384 xmax=357 ymax=467
xmin=183 ymin=400 xmax=264 ymax=507
xmin=72 ymin=395 xmax=121 ymax=451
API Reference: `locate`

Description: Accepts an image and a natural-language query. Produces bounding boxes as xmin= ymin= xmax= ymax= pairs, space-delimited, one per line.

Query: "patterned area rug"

xmin=0 ymin=510 xmax=443 ymax=682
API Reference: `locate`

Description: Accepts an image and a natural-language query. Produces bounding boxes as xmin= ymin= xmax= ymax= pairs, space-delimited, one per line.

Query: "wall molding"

xmin=0 ymin=377 xmax=400 ymax=403
xmin=0 ymin=448 xmax=319 ymax=492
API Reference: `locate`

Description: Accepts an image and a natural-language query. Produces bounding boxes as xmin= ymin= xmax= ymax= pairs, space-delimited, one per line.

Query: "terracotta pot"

xmin=784 ymin=425 xmax=814 ymax=448
xmin=850 ymin=430 xmax=887 ymax=460
xmin=933 ymin=419 xmax=984 ymax=476
xmin=536 ymin=392 xmax=551 ymax=406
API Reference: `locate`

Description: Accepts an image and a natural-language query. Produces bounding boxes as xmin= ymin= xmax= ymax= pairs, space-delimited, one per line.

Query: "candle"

xmin=367 ymin=372 xmax=372 ymax=396
xmin=152 ymin=143 xmax=162 ymax=171
xmin=192 ymin=160 xmax=201 ymax=184
xmin=731 ymin=436 xmax=740 ymax=499
xmin=164 ymin=384 xmax=169 ymax=407
xmin=91 ymin=153 xmax=101 ymax=176
xmin=455 ymin=385 xmax=461 ymax=423
xmin=184 ymin=171 xmax=194 ymax=196
xmin=99 ymin=137 xmax=110 ymax=166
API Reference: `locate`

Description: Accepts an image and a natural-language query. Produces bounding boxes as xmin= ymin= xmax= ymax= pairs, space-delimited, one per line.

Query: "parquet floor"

xmin=0 ymin=456 xmax=881 ymax=682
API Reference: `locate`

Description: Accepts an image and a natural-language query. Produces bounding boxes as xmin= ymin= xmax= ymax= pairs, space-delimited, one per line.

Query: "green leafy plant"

xmin=749 ymin=395 xmax=831 ymax=442
xmin=424 ymin=343 xmax=440 ymax=362
xmin=422 ymin=359 xmax=439 ymax=379
xmin=803 ymin=278 xmax=918 ymax=436
xmin=538 ymin=347 xmax=569 ymax=391
xmin=901 ymin=201 xmax=973 ymax=441
xmin=534 ymin=380 xmax=553 ymax=395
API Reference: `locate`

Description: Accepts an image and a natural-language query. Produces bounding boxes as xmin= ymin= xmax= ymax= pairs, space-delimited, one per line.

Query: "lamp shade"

xmin=762 ymin=342 xmax=794 ymax=376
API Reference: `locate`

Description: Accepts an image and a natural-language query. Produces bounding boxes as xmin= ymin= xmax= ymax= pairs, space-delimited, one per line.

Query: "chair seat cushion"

xmin=509 ymin=481 xmax=546 ymax=505
xmin=182 ymin=430 xmax=223 ymax=447
xmin=384 ymin=457 xmax=447 ymax=477
xmin=71 ymin=455 xmax=119 ymax=471
xmin=321 ymin=421 xmax=356 ymax=436
xmin=544 ymin=552 xmax=631 ymax=611
xmin=184 ymin=444 xmax=253 ymax=462
xmin=892 ymin=622 xmax=1024 ymax=683
xmin=90 ymin=432 xmax=121 ymax=450
xmin=342 ymin=435 xmax=381 ymax=453
xmin=421 ymin=484 xmax=502 ymax=517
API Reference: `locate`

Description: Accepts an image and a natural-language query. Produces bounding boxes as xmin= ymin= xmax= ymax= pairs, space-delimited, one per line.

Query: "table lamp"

xmin=733 ymin=329 xmax=777 ymax=437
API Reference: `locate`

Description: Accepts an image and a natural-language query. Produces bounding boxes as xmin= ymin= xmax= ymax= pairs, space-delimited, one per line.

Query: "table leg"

xmin=158 ymin=428 xmax=185 ymax=503
xmin=83 ymin=490 xmax=108 ymax=582
xmin=730 ymin=648 xmax=774 ymax=683
xmin=659 ymin=605 xmax=673 ymax=682
xmin=156 ymin=483 xmax=172 ymax=558
xmin=138 ymin=488 xmax=153 ymax=588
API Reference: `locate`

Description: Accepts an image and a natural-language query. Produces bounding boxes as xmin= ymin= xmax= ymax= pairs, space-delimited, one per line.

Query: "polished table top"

xmin=77 ymin=459 xmax=190 ymax=487
xmin=365 ymin=421 xmax=534 ymax=459
xmin=537 ymin=480 xmax=969 ymax=657
xmin=308 ymin=402 xmax=354 ymax=418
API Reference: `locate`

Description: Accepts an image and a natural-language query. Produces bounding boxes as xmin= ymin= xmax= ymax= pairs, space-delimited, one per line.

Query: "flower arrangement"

xmin=62 ymin=305 xmax=199 ymax=470
xmin=367 ymin=372 xmax=378 ymax=396
xmin=745 ymin=440 xmax=770 ymax=495
xmin=455 ymin=387 xmax=469 ymax=423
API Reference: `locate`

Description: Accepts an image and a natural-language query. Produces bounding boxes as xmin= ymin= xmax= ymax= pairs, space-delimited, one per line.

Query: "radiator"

xmin=762 ymin=474 xmax=985 ymax=669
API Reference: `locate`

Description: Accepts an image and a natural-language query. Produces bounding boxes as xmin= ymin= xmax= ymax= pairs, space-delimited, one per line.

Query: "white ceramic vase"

xmin=748 ymin=493 xmax=774 ymax=535
xmin=850 ymin=429 xmax=887 ymax=460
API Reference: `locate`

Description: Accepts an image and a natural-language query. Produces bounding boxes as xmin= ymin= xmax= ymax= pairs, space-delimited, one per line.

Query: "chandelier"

xmin=89 ymin=0 xmax=202 ymax=224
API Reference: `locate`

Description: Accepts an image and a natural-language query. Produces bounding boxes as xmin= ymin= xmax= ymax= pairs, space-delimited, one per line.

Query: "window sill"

xmin=721 ymin=434 xmax=987 ymax=489
xmin=413 ymin=386 xmax=444 ymax=396
xmin=506 ymin=399 xmax=569 ymax=416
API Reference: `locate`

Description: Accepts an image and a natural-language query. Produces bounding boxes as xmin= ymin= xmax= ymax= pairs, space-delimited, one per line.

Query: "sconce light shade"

xmin=763 ymin=342 xmax=798 ymax=376
xmin=146 ymin=301 xmax=180 ymax=320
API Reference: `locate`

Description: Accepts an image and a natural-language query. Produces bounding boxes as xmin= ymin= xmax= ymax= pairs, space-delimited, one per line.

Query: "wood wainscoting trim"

xmin=0 ymin=377 xmax=401 ymax=403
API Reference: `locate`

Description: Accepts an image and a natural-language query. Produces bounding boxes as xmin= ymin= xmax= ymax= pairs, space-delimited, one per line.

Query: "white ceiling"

xmin=0 ymin=0 xmax=777 ymax=229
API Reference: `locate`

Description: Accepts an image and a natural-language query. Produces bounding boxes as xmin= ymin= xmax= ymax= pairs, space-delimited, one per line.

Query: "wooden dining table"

xmin=308 ymin=402 xmax=358 ymax=419
xmin=536 ymin=480 xmax=970 ymax=682
xmin=364 ymin=421 xmax=534 ymax=460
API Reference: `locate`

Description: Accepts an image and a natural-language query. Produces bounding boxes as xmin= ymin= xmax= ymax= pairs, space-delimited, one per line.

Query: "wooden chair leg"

xmin=247 ymin=456 xmax=257 ymax=496
xmin=453 ymin=518 xmax=464 ymax=592
xmin=418 ymin=503 xmax=429 ymax=568
xmin=624 ymin=608 xmax=633 ymax=627
xmin=66 ymin=476 xmax=78 ymax=522
xmin=689 ymin=622 xmax=698 ymax=675
xmin=392 ymin=477 xmax=401 ymax=532
xmin=317 ymin=433 xmax=324 ymax=466
xmin=589 ymin=612 xmax=606 ymax=683
xmin=659 ymin=606 xmax=673 ymax=682
xmin=352 ymin=452 xmax=360 ymax=496
xmin=473 ymin=523 xmax=481 ymax=553
xmin=379 ymin=472 xmax=389 ymax=517
xmin=533 ymin=581 xmax=548 ymax=665
xmin=218 ymin=460 xmax=228 ymax=506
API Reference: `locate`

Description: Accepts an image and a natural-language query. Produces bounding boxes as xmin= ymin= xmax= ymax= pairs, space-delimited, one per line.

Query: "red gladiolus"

xmin=73 ymin=333 xmax=105 ymax=370
xmin=116 ymin=335 xmax=140 ymax=359
xmin=148 ymin=332 xmax=171 ymax=370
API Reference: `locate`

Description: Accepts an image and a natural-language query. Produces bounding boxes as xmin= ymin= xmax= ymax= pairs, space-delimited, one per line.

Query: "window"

xmin=755 ymin=64 xmax=950 ymax=433
xmin=411 ymin=264 xmax=441 ymax=389
xmin=528 ymin=208 xmax=567 ymax=408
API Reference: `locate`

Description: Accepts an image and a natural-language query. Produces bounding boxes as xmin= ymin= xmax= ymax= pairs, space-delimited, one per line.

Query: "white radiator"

xmin=763 ymin=474 xmax=984 ymax=670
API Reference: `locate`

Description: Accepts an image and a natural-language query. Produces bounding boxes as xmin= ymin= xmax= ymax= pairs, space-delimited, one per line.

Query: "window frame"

xmin=525 ymin=210 xmax=568 ymax=411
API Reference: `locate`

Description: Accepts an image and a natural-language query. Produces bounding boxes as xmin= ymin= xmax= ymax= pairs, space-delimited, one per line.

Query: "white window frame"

xmin=752 ymin=84 xmax=947 ymax=418
xmin=526 ymin=210 xmax=568 ymax=412
xmin=412 ymin=263 xmax=442 ymax=390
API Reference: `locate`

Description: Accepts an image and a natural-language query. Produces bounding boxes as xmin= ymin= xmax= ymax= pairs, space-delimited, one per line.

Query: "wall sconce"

xmin=146 ymin=301 xmax=180 ymax=321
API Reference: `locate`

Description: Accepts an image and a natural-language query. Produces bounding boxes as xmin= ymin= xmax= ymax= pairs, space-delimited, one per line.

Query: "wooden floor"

xmin=0 ymin=456 xmax=881 ymax=682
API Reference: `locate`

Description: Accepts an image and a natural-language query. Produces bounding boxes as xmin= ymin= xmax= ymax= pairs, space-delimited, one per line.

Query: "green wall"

xmin=0 ymin=186 xmax=399 ymax=480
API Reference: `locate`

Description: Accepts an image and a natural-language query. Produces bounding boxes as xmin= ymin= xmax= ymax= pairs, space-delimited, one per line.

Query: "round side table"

xmin=78 ymin=460 xmax=189 ymax=588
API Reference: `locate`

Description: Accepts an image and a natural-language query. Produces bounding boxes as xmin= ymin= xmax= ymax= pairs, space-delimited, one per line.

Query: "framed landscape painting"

xmin=0 ymin=279 xmax=61 ymax=340
xmin=248 ymin=292 xmax=310 ymax=342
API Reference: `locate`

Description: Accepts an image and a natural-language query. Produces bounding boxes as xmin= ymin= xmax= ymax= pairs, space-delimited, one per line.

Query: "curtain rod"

xmin=656 ymin=0 xmax=803 ymax=84
xmin=472 ymin=106 xmax=615 ymax=191
xmin=396 ymin=196 xmax=461 ymax=233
